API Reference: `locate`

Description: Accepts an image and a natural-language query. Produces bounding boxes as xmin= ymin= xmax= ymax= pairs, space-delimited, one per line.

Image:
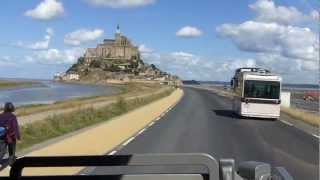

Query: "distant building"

xmin=66 ymin=73 xmax=80 ymax=80
xmin=57 ymin=25 xmax=179 ymax=84
xmin=83 ymin=25 xmax=140 ymax=65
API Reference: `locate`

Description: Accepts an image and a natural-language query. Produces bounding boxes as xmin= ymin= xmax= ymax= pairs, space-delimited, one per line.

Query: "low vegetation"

xmin=281 ymin=107 xmax=319 ymax=127
xmin=0 ymin=80 xmax=36 ymax=90
xmin=17 ymin=88 xmax=174 ymax=150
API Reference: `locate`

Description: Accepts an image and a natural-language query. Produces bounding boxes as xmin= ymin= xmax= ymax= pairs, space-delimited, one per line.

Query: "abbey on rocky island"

xmin=55 ymin=26 xmax=179 ymax=85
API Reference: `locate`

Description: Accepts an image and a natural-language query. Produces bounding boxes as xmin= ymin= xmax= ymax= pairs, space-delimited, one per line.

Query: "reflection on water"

xmin=0 ymin=80 xmax=119 ymax=107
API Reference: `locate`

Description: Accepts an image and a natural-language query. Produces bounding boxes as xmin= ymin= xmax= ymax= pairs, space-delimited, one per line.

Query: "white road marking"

xmin=109 ymin=150 xmax=117 ymax=155
xmin=313 ymin=134 xmax=320 ymax=139
xmin=122 ymin=137 xmax=135 ymax=146
xmin=280 ymin=120 xmax=293 ymax=126
xmin=148 ymin=122 xmax=155 ymax=127
xmin=156 ymin=117 xmax=161 ymax=121
xmin=138 ymin=128 xmax=146 ymax=135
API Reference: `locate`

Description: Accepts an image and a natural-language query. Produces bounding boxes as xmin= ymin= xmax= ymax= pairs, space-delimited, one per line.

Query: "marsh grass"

xmin=281 ymin=107 xmax=319 ymax=127
xmin=0 ymin=80 xmax=36 ymax=90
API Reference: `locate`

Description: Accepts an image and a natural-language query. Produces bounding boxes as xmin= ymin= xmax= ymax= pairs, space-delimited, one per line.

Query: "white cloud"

xmin=64 ymin=29 xmax=104 ymax=46
xmin=138 ymin=44 xmax=154 ymax=54
xmin=249 ymin=0 xmax=311 ymax=25
xmin=46 ymin=27 xmax=54 ymax=36
xmin=217 ymin=21 xmax=318 ymax=62
xmin=300 ymin=60 xmax=319 ymax=71
xmin=310 ymin=10 xmax=319 ymax=21
xmin=24 ymin=0 xmax=64 ymax=21
xmin=86 ymin=0 xmax=156 ymax=8
xmin=176 ymin=26 xmax=203 ymax=38
xmin=29 ymin=48 xmax=84 ymax=64
xmin=216 ymin=0 xmax=319 ymax=82
xmin=218 ymin=59 xmax=256 ymax=72
xmin=141 ymin=49 xmax=256 ymax=80
xmin=0 ymin=56 xmax=16 ymax=67
xmin=15 ymin=28 xmax=54 ymax=50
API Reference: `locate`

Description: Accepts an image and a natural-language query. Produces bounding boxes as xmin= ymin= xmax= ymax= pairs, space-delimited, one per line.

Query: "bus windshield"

xmin=244 ymin=80 xmax=280 ymax=99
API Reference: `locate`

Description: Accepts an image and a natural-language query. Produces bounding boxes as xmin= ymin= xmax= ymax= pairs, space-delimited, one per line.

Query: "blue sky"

xmin=0 ymin=0 xmax=319 ymax=83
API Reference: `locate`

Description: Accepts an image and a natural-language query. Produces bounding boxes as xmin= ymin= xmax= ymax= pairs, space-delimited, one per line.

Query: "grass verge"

xmin=281 ymin=107 xmax=319 ymax=127
xmin=17 ymin=88 xmax=174 ymax=150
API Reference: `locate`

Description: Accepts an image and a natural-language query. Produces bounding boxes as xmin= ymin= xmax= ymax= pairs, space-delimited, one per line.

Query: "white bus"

xmin=231 ymin=68 xmax=282 ymax=119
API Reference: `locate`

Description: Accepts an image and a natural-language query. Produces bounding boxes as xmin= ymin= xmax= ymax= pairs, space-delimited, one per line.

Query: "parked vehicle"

xmin=303 ymin=91 xmax=319 ymax=101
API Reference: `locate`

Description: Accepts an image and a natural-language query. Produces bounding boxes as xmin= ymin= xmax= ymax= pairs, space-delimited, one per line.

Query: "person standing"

xmin=0 ymin=102 xmax=20 ymax=164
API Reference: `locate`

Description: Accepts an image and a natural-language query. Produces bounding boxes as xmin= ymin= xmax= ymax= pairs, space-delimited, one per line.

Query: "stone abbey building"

xmin=56 ymin=26 xmax=179 ymax=84
xmin=83 ymin=25 xmax=140 ymax=66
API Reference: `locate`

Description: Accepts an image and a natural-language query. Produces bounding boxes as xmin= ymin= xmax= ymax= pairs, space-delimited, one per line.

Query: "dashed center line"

xmin=280 ymin=120 xmax=293 ymax=126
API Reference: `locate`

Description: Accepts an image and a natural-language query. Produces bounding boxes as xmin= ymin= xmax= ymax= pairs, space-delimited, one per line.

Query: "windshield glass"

xmin=244 ymin=80 xmax=280 ymax=99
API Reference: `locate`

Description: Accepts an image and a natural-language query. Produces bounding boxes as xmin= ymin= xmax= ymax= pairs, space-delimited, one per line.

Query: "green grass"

xmin=0 ymin=80 xmax=37 ymax=90
xmin=17 ymin=88 xmax=174 ymax=150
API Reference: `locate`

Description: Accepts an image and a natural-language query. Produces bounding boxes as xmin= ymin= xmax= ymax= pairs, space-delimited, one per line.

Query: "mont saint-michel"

xmin=55 ymin=26 xmax=178 ymax=84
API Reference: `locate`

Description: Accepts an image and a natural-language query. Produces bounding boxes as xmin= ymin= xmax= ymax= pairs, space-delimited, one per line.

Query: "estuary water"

xmin=0 ymin=80 xmax=119 ymax=107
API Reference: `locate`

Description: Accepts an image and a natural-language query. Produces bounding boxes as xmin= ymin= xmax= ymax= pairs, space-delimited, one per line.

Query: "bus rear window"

xmin=244 ymin=80 xmax=280 ymax=99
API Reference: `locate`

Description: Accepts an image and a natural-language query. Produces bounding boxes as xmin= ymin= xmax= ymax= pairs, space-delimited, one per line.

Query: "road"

xmin=91 ymin=87 xmax=319 ymax=180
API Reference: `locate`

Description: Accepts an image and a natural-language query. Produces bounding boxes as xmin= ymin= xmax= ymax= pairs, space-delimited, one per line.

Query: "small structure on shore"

xmin=56 ymin=25 xmax=179 ymax=85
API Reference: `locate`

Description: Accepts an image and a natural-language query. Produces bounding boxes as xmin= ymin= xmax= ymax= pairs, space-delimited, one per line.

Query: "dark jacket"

xmin=0 ymin=112 xmax=20 ymax=140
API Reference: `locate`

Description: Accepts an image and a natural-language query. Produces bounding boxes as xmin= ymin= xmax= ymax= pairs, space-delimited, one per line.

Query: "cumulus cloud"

xmin=138 ymin=44 xmax=154 ymax=54
xmin=310 ymin=10 xmax=319 ymax=21
xmin=216 ymin=0 xmax=319 ymax=82
xmin=249 ymin=0 xmax=312 ymax=25
xmin=64 ymin=29 xmax=104 ymax=46
xmin=176 ymin=26 xmax=203 ymax=38
xmin=218 ymin=59 xmax=256 ymax=72
xmin=217 ymin=21 xmax=318 ymax=62
xmin=85 ymin=0 xmax=156 ymax=8
xmin=15 ymin=28 xmax=54 ymax=50
xmin=24 ymin=0 xmax=64 ymax=20
xmin=28 ymin=48 xmax=84 ymax=64
xmin=140 ymin=49 xmax=255 ymax=80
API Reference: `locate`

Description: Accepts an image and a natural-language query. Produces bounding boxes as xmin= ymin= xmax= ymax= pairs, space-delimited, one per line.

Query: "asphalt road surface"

xmin=91 ymin=87 xmax=319 ymax=180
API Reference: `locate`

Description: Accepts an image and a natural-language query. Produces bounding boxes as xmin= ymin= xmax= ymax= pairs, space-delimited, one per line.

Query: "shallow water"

xmin=0 ymin=80 xmax=119 ymax=107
